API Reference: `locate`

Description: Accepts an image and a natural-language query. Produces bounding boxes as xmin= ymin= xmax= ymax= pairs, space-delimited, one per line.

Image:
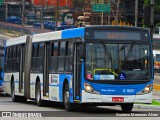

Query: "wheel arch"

xmin=63 ymin=78 xmax=69 ymax=100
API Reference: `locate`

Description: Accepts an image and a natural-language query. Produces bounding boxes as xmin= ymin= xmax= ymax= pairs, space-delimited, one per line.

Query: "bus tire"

xmin=121 ymin=103 xmax=133 ymax=112
xmin=63 ymin=84 xmax=74 ymax=111
xmin=36 ymin=82 xmax=44 ymax=107
xmin=11 ymin=82 xmax=18 ymax=102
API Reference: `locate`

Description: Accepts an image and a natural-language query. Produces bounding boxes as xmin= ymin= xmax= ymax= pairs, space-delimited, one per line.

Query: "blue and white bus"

xmin=0 ymin=38 xmax=6 ymax=92
xmin=3 ymin=26 xmax=153 ymax=112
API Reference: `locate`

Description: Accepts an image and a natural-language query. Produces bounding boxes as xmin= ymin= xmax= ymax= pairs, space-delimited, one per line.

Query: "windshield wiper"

xmin=100 ymin=40 xmax=112 ymax=62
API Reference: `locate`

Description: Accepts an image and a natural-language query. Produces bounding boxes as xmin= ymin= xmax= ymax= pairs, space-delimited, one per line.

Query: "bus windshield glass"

xmin=85 ymin=43 xmax=150 ymax=81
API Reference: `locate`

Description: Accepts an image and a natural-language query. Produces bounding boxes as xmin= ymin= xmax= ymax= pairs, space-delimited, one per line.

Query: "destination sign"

xmin=94 ymin=31 xmax=149 ymax=41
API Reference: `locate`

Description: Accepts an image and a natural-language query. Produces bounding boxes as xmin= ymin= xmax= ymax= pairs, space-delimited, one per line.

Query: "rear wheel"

xmin=11 ymin=82 xmax=27 ymax=102
xmin=36 ymin=81 xmax=44 ymax=107
xmin=121 ymin=103 xmax=133 ymax=112
xmin=63 ymin=84 xmax=74 ymax=111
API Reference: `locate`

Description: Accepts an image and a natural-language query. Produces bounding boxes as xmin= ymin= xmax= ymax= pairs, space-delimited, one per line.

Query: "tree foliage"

xmin=144 ymin=0 xmax=160 ymax=11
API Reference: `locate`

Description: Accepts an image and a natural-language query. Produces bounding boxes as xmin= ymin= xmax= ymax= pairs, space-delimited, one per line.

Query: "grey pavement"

xmin=154 ymin=74 xmax=160 ymax=85
xmin=153 ymin=90 xmax=160 ymax=101
xmin=134 ymin=104 xmax=160 ymax=110
xmin=134 ymin=90 xmax=160 ymax=110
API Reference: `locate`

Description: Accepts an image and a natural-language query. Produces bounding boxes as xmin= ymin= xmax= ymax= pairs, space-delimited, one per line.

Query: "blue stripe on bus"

xmin=84 ymin=80 xmax=153 ymax=95
xmin=61 ymin=28 xmax=85 ymax=39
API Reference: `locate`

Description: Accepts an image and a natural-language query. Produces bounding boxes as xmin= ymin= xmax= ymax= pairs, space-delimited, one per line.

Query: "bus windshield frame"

xmin=84 ymin=28 xmax=152 ymax=84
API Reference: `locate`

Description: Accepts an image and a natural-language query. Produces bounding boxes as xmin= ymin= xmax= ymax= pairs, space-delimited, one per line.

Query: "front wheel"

xmin=63 ymin=84 xmax=74 ymax=111
xmin=121 ymin=103 xmax=133 ymax=112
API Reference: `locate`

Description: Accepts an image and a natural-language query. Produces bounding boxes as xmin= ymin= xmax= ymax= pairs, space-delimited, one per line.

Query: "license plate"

xmin=112 ymin=97 xmax=124 ymax=102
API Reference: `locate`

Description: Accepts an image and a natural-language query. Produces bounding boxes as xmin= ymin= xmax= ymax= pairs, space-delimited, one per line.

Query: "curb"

xmin=134 ymin=104 xmax=160 ymax=110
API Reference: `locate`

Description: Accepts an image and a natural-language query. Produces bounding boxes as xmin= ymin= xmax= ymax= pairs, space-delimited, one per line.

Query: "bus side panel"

xmin=48 ymin=74 xmax=73 ymax=102
xmin=49 ymin=74 xmax=60 ymax=101
xmin=3 ymin=73 xmax=12 ymax=94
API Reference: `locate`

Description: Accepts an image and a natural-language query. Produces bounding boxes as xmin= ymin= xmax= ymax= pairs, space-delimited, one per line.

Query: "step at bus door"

xmin=73 ymin=44 xmax=83 ymax=100
xmin=19 ymin=45 xmax=25 ymax=92
xmin=43 ymin=43 xmax=50 ymax=96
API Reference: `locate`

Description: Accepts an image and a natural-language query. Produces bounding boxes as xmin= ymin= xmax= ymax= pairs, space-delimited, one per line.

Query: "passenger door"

xmin=73 ymin=43 xmax=83 ymax=100
xmin=19 ymin=45 xmax=25 ymax=92
xmin=43 ymin=43 xmax=50 ymax=96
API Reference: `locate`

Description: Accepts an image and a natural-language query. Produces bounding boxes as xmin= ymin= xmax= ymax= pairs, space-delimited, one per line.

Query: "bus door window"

xmin=65 ymin=42 xmax=73 ymax=72
xmin=50 ymin=42 xmax=58 ymax=73
xmin=5 ymin=48 xmax=9 ymax=72
xmin=31 ymin=44 xmax=38 ymax=72
xmin=58 ymin=42 xmax=66 ymax=72
xmin=13 ymin=46 xmax=17 ymax=72
xmin=8 ymin=47 xmax=13 ymax=72
xmin=37 ymin=43 xmax=44 ymax=73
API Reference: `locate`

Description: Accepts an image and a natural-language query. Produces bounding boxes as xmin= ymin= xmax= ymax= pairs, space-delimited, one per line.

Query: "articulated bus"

xmin=3 ymin=26 xmax=153 ymax=112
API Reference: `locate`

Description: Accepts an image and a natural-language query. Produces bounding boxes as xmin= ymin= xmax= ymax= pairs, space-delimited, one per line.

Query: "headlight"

xmin=144 ymin=86 xmax=150 ymax=93
xmin=84 ymin=83 xmax=100 ymax=94
xmin=84 ymin=83 xmax=93 ymax=93
xmin=137 ymin=84 xmax=152 ymax=95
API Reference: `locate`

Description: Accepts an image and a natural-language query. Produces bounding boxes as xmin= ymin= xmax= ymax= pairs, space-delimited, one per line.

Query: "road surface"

xmin=0 ymin=93 xmax=159 ymax=120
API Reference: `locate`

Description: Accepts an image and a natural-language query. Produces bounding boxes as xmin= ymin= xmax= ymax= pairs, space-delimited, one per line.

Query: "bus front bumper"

xmin=81 ymin=90 xmax=152 ymax=104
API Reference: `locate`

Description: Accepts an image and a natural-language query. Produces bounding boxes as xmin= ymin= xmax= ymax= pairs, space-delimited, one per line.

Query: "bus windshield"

xmin=85 ymin=42 xmax=150 ymax=81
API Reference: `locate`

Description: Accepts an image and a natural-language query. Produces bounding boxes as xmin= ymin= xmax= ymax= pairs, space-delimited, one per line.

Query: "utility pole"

xmin=115 ymin=0 xmax=120 ymax=25
xmin=45 ymin=0 xmax=48 ymax=21
xmin=101 ymin=0 xmax=104 ymax=25
xmin=55 ymin=0 xmax=59 ymax=31
xmin=135 ymin=0 xmax=138 ymax=26
xmin=5 ymin=0 xmax=8 ymax=20
xmin=41 ymin=0 xmax=44 ymax=28
xmin=21 ymin=0 xmax=25 ymax=36
xmin=108 ymin=0 xmax=111 ymax=25
xmin=150 ymin=0 xmax=154 ymax=38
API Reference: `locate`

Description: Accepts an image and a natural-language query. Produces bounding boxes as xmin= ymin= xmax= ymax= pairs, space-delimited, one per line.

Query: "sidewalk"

xmin=134 ymin=104 xmax=160 ymax=110
xmin=134 ymin=90 xmax=160 ymax=110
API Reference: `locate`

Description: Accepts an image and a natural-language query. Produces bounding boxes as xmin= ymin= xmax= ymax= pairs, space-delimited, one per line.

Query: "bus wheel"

xmin=63 ymin=84 xmax=74 ymax=111
xmin=36 ymin=82 xmax=43 ymax=107
xmin=121 ymin=103 xmax=133 ymax=112
xmin=11 ymin=82 xmax=18 ymax=102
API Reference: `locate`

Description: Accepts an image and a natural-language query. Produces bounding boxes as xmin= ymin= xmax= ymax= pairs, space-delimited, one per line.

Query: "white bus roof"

xmin=6 ymin=27 xmax=85 ymax=47
xmin=6 ymin=31 xmax=62 ymax=47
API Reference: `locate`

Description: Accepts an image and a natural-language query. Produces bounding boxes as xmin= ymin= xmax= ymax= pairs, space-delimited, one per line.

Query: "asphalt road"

xmin=0 ymin=93 xmax=160 ymax=120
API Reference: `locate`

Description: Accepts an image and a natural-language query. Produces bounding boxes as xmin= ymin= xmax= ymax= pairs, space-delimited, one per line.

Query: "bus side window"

xmin=4 ymin=48 xmax=9 ymax=72
xmin=65 ymin=41 xmax=73 ymax=72
xmin=31 ymin=44 xmax=38 ymax=72
xmin=9 ymin=47 xmax=13 ymax=72
xmin=13 ymin=46 xmax=17 ymax=72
